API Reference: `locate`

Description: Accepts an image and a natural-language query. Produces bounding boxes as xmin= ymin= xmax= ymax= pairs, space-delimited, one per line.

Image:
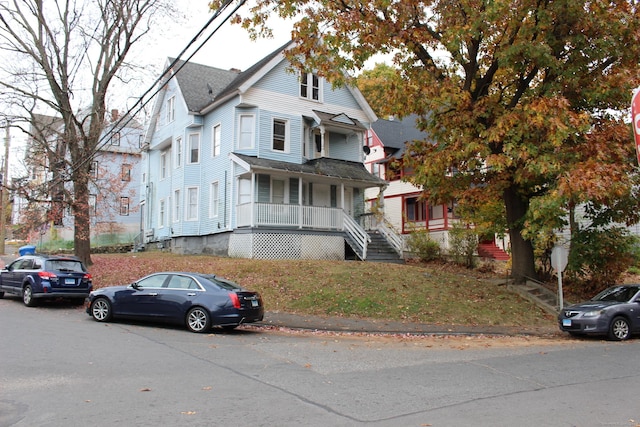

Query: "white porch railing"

xmin=237 ymin=202 xmax=343 ymax=230
xmin=236 ymin=202 xmax=370 ymax=260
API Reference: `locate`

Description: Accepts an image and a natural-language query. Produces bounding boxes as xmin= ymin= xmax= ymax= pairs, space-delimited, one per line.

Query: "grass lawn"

xmin=89 ymin=252 xmax=557 ymax=328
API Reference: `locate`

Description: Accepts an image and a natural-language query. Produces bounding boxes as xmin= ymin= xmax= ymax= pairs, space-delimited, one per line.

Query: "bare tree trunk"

xmin=504 ymin=185 xmax=537 ymax=282
xmin=73 ymin=173 xmax=92 ymax=265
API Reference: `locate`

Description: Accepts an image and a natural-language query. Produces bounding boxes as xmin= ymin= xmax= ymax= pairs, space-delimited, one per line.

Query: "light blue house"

xmin=140 ymin=42 xmax=390 ymax=260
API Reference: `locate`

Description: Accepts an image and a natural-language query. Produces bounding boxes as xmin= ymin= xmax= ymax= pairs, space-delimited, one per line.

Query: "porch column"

xmin=298 ymin=176 xmax=303 ymax=229
xmin=320 ymin=126 xmax=326 ymax=157
xmin=250 ymin=173 xmax=256 ymax=227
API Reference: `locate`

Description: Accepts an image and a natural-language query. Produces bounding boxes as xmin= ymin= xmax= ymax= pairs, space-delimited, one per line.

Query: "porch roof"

xmin=231 ymin=153 xmax=387 ymax=187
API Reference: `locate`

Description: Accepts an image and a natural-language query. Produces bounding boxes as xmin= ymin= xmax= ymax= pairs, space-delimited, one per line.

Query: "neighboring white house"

xmin=139 ymin=42 xmax=389 ymax=260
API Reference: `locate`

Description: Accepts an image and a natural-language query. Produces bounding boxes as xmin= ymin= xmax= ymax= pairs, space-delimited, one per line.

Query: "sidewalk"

xmin=258 ymin=311 xmax=559 ymax=337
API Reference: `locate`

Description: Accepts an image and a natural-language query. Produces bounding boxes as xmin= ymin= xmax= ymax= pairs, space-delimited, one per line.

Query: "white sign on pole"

xmin=551 ymin=245 xmax=569 ymax=310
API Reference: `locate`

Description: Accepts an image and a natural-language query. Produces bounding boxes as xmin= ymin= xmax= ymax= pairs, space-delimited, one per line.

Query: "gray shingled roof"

xmin=371 ymin=114 xmax=431 ymax=158
xmin=169 ymin=41 xmax=293 ymax=113
xmin=233 ymin=153 xmax=386 ymax=186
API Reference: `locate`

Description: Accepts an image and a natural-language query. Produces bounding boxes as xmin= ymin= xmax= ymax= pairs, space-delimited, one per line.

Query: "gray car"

xmin=558 ymin=285 xmax=640 ymax=340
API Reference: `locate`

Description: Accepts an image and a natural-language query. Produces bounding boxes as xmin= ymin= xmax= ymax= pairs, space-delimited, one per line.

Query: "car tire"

xmin=90 ymin=298 xmax=113 ymax=322
xmin=186 ymin=307 xmax=211 ymax=333
xmin=0 ymin=291 xmax=4 ymax=298
xmin=22 ymin=285 xmax=36 ymax=307
xmin=608 ymin=316 xmax=630 ymax=341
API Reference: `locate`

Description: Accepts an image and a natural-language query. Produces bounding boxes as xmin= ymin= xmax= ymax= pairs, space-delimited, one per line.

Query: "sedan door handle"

xmin=187 ymin=293 xmax=196 ymax=296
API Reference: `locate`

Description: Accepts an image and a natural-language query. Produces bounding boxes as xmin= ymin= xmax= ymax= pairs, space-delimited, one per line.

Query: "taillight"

xmin=229 ymin=292 xmax=241 ymax=308
xmin=84 ymin=273 xmax=92 ymax=280
xmin=38 ymin=271 xmax=57 ymax=279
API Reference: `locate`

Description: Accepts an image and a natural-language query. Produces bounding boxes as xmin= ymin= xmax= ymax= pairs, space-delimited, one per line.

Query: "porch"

xmin=237 ymin=202 xmax=344 ymax=230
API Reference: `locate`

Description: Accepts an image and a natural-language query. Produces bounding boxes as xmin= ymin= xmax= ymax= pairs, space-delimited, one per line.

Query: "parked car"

xmin=0 ymin=254 xmax=93 ymax=306
xmin=86 ymin=272 xmax=264 ymax=333
xmin=558 ymin=285 xmax=640 ymax=340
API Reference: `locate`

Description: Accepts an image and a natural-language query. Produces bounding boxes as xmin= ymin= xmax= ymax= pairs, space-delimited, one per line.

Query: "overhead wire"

xmin=69 ymin=0 xmax=248 ymax=179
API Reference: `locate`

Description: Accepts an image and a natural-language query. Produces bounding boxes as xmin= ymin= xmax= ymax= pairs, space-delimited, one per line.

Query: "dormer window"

xmin=300 ymin=72 xmax=320 ymax=101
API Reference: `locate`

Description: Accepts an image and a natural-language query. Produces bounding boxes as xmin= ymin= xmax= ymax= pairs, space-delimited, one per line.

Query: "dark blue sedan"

xmin=86 ymin=272 xmax=264 ymax=333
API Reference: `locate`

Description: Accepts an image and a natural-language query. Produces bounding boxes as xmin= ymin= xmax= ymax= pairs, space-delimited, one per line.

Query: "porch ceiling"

xmin=231 ymin=153 xmax=387 ymax=187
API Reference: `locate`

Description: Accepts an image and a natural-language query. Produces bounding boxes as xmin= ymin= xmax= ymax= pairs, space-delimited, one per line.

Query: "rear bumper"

xmin=33 ymin=291 xmax=91 ymax=300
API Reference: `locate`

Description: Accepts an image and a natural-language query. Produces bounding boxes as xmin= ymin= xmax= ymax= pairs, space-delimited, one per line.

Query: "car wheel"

xmin=22 ymin=285 xmax=36 ymax=307
xmin=90 ymin=298 xmax=112 ymax=322
xmin=0 ymin=291 xmax=4 ymax=299
xmin=608 ymin=316 xmax=630 ymax=341
xmin=186 ymin=307 xmax=211 ymax=333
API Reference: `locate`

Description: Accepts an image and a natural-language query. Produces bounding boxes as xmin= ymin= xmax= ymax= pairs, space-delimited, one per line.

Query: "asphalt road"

xmin=1 ymin=296 xmax=639 ymax=427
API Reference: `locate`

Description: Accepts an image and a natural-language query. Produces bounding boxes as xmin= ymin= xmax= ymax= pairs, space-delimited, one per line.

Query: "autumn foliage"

xmin=213 ymin=0 xmax=640 ymax=283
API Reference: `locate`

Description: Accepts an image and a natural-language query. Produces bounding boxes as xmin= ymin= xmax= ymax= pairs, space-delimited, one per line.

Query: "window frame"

xmin=272 ymin=118 xmax=289 ymax=152
xmin=238 ymin=114 xmax=255 ymax=150
xmin=160 ymin=150 xmax=169 ymax=180
xmin=209 ymin=181 xmax=219 ymax=218
xmin=212 ymin=123 xmax=221 ymax=158
xmin=166 ymin=96 xmax=175 ymax=124
xmin=188 ymin=132 xmax=200 ymax=164
xmin=120 ymin=196 xmax=130 ymax=216
xmin=186 ymin=186 xmax=199 ymax=221
xmin=121 ymin=164 xmax=132 ymax=182
xmin=300 ymin=72 xmax=321 ymax=101
xmin=173 ymin=189 xmax=181 ymax=222
xmin=174 ymin=136 xmax=182 ymax=168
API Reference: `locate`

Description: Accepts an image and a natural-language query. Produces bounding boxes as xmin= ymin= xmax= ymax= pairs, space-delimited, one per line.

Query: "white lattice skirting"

xmin=228 ymin=233 xmax=345 ymax=260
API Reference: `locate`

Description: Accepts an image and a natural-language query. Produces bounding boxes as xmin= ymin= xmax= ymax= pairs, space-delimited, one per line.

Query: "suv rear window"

xmin=46 ymin=260 xmax=86 ymax=273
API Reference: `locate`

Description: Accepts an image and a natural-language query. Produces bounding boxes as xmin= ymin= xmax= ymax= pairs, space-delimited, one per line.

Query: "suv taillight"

xmin=84 ymin=273 xmax=92 ymax=280
xmin=38 ymin=271 xmax=57 ymax=279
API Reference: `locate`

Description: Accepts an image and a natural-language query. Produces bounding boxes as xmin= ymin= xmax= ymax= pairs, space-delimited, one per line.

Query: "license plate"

xmin=65 ymin=278 xmax=76 ymax=285
xmin=562 ymin=319 xmax=571 ymax=327
xmin=251 ymin=299 xmax=259 ymax=307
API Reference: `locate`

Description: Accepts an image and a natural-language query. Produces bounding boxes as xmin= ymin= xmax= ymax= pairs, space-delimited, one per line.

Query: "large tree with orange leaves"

xmin=213 ymin=0 xmax=640 ymax=280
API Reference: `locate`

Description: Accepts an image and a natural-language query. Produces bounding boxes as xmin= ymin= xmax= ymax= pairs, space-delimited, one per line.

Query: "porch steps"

xmin=364 ymin=232 xmax=404 ymax=264
xmin=477 ymin=242 xmax=510 ymax=261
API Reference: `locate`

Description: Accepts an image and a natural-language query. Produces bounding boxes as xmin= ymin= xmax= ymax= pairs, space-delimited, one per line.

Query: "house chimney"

xmin=229 ymin=68 xmax=241 ymax=73
xmin=111 ymin=109 xmax=119 ymax=122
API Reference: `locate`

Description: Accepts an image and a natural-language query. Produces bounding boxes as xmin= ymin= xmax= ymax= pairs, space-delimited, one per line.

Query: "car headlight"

xmin=583 ymin=310 xmax=605 ymax=318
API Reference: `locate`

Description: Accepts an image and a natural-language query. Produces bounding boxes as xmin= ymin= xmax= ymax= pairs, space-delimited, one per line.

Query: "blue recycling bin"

xmin=18 ymin=245 xmax=36 ymax=256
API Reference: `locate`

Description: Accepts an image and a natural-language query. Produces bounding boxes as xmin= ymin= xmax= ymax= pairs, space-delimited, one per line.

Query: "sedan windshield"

xmin=592 ymin=286 xmax=640 ymax=303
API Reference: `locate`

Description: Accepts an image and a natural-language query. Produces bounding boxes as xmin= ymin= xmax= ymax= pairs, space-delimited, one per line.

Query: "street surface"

xmin=1 ymin=296 xmax=639 ymax=427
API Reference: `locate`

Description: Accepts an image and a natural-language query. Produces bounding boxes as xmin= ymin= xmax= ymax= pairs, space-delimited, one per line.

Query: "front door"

xmin=344 ymin=187 xmax=353 ymax=216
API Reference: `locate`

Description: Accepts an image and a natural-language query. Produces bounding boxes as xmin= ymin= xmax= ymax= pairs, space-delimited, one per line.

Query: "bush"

xmin=448 ymin=223 xmax=479 ymax=268
xmin=406 ymin=231 xmax=441 ymax=262
xmin=567 ymin=226 xmax=637 ymax=292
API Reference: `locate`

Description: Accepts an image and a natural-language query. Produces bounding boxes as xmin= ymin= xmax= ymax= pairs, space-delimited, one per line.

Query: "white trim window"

xmin=166 ymin=95 xmax=175 ymax=124
xmin=300 ymin=72 xmax=321 ymax=101
xmin=160 ymin=150 xmax=169 ymax=179
xmin=120 ymin=197 xmax=130 ymax=216
xmin=272 ymin=118 xmax=288 ymax=152
xmin=238 ymin=114 xmax=255 ymax=149
xmin=186 ymin=186 xmax=199 ymax=221
xmin=174 ymin=136 xmax=182 ymax=168
xmin=173 ymin=189 xmax=181 ymax=222
xmin=159 ymin=198 xmax=166 ymax=228
xmin=210 ymin=181 xmax=219 ymax=218
xmin=188 ymin=133 xmax=200 ymax=164
xmin=212 ymin=123 xmax=221 ymax=157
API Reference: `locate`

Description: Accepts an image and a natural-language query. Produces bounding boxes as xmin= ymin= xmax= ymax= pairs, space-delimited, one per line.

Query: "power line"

xmin=69 ymin=0 xmax=248 ymax=178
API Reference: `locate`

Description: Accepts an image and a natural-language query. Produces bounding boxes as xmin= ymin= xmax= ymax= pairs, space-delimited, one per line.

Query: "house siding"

xmin=142 ymin=49 xmax=381 ymax=259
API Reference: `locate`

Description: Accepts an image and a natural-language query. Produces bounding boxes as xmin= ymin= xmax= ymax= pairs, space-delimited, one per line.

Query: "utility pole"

xmin=0 ymin=123 xmax=9 ymax=255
